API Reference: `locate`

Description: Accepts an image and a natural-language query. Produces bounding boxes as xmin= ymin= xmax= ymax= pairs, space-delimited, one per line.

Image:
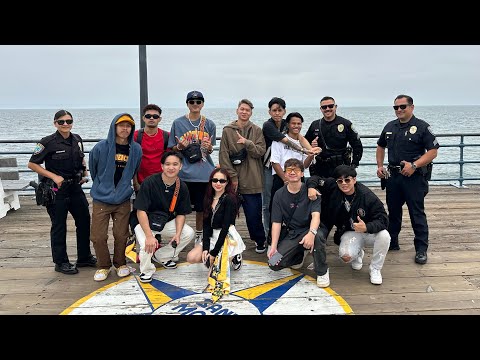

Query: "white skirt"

xmin=210 ymin=225 xmax=246 ymax=257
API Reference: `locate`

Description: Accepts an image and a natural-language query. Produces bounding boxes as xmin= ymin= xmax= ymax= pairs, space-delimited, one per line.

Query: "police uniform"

xmin=305 ymin=115 xmax=363 ymax=177
xmin=377 ymin=115 xmax=439 ymax=253
xmin=29 ymin=131 xmax=93 ymax=267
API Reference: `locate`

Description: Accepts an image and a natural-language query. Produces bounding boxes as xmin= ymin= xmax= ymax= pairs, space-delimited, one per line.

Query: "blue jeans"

xmin=241 ymin=193 xmax=266 ymax=247
xmin=262 ymin=167 xmax=273 ymax=237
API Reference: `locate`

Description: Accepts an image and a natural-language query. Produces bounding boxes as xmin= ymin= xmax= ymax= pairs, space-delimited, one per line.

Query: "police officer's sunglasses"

xmin=56 ymin=119 xmax=73 ymax=125
xmin=321 ymin=104 xmax=335 ymax=110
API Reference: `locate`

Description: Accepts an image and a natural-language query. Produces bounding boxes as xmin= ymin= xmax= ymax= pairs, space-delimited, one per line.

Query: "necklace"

xmin=186 ymin=114 xmax=201 ymax=129
xmin=145 ymin=128 xmax=158 ymax=137
xmin=163 ymin=177 xmax=176 ymax=193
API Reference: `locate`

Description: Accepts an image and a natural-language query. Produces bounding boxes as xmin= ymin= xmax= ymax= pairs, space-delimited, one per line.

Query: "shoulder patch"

xmin=33 ymin=143 xmax=45 ymax=155
xmin=427 ymin=126 xmax=436 ymax=136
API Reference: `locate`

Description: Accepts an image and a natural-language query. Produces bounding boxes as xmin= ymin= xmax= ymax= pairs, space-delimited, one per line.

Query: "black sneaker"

xmin=255 ymin=243 xmax=267 ymax=254
xmin=415 ymin=251 xmax=427 ymax=264
xmin=55 ymin=262 xmax=79 ymax=275
xmin=139 ymin=273 xmax=152 ymax=283
xmin=389 ymin=241 xmax=400 ymax=251
xmin=231 ymin=254 xmax=243 ymax=271
xmin=76 ymin=255 xmax=97 ymax=267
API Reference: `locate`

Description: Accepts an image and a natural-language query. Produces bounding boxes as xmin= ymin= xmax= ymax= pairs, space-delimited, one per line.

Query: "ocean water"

xmin=1 ymin=106 xmax=479 ymax=185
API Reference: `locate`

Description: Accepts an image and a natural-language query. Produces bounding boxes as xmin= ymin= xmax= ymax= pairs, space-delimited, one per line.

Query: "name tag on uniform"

xmin=55 ymin=150 xmax=66 ymax=153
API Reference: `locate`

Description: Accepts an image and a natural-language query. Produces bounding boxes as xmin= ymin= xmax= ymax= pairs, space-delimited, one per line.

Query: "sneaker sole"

xmin=139 ymin=278 xmax=152 ymax=283
xmin=370 ymin=279 xmax=382 ymax=285
xmin=317 ymin=281 xmax=330 ymax=288
xmin=162 ymin=264 xmax=177 ymax=269
xmin=351 ymin=263 xmax=363 ymax=270
xmin=255 ymin=248 xmax=267 ymax=254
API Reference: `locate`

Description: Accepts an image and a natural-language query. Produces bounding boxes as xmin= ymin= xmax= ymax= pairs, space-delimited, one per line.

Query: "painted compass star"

xmin=62 ymin=261 xmax=353 ymax=315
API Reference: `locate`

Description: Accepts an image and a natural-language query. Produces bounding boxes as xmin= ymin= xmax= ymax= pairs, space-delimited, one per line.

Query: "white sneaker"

xmin=116 ymin=265 xmax=130 ymax=278
xmin=370 ymin=267 xmax=383 ymax=285
xmin=316 ymin=269 xmax=330 ymax=288
xmin=291 ymin=250 xmax=309 ymax=270
xmin=351 ymin=249 xmax=364 ymax=270
xmin=94 ymin=268 xmax=111 ymax=282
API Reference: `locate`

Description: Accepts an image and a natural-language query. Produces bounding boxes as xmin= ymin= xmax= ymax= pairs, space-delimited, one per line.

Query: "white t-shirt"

xmin=270 ymin=135 xmax=307 ymax=175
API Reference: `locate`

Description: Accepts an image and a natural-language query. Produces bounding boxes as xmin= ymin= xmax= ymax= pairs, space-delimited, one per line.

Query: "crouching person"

xmin=268 ymin=158 xmax=330 ymax=288
xmin=134 ymin=151 xmax=195 ymax=283
xmin=307 ymin=165 xmax=390 ymax=285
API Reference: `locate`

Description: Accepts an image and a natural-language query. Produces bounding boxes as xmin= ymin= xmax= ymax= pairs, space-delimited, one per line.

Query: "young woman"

xmin=186 ymin=168 xmax=245 ymax=270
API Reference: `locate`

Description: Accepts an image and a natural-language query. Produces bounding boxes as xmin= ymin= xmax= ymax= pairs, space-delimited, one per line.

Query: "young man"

xmin=89 ymin=113 xmax=142 ymax=281
xmin=268 ymin=158 xmax=330 ymax=288
xmin=307 ymin=165 xmax=390 ymax=285
xmin=133 ymin=104 xmax=170 ymax=192
xmin=133 ymin=151 xmax=195 ymax=283
xmin=305 ymin=96 xmax=363 ymax=177
xmin=168 ymin=91 xmax=216 ymax=245
xmin=376 ymin=94 xmax=439 ymax=264
xmin=219 ymin=99 xmax=267 ymax=253
xmin=262 ymin=97 xmax=314 ymax=236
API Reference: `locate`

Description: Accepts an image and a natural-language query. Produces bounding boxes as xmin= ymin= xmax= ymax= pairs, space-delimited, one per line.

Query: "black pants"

xmin=385 ymin=171 xmax=429 ymax=252
xmin=46 ymin=182 xmax=91 ymax=265
xmin=269 ymin=223 xmax=329 ymax=276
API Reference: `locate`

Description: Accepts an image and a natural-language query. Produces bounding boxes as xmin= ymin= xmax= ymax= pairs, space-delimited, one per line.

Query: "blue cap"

xmin=186 ymin=90 xmax=204 ymax=103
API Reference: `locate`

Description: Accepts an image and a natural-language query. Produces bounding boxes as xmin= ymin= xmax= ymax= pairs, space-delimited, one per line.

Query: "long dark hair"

xmin=203 ymin=168 xmax=240 ymax=220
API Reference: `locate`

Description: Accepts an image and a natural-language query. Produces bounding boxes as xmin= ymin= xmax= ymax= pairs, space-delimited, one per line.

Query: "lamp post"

xmin=139 ymin=45 xmax=148 ymax=128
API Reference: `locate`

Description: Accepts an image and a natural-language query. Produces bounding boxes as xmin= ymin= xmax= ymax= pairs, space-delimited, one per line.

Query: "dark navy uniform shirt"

xmin=305 ymin=115 xmax=363 ymax=166
xmin=377 ymin=116 xmax=440 ymax=165
xmin=29 ymin=131 xmax=86 ymax=179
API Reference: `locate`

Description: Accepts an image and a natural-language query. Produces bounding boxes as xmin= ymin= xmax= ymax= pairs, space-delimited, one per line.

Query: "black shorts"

xmin=185 ymin=181 xmax=208 ymax=212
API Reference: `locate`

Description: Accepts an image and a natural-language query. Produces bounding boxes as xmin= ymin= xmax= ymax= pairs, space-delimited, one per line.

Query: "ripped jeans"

xmin=338 ymin=230 xmax=391 ymax=270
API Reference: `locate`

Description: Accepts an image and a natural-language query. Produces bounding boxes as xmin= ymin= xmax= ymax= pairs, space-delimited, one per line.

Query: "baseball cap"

xmin=186 ymin=90 xmax=204 ymax=103
xmin=115 ymin=114 xmax=135 ymax=126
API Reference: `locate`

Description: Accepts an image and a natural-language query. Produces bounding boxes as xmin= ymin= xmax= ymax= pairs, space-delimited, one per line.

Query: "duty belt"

xmin=388 ymin=165 xmax=403 ymax=173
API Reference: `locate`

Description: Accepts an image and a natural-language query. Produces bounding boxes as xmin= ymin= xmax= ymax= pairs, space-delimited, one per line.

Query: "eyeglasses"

xmin=321 ymin=104 xmax=335 ymax=110
xmin=56 ymin=119 xmax=73 ymax=125
xmin=285 ymin=166 xmax=302 ymax=174
xmin=188 ymin=100 xmax=203 ymax=105
xmin=336 ymin=177 xmax=353 ymax=185
xmin=393 ymin=104 xmax=409 ymax=110
xmin=144 ymin=114 xmax=160 ymax=119
xmin=211 ymin=178 xmax=227 ymax=184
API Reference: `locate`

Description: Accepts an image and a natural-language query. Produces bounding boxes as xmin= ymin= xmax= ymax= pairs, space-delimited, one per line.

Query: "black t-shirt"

xmin=114 ymin=143 xmax=130 ymax=187
xmin=134 ymin=173 xmax=192 ymax=220
xmin=271 ymin=183 xmax=321 ymax=232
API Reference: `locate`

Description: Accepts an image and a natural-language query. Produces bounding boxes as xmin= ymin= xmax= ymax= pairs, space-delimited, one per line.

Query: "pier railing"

xmin=1 ymin=133 xmax=479 ymax=190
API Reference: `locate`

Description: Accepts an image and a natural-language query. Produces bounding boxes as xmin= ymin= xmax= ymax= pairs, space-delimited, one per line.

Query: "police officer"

xmin=376 ymin=95 xmax=439 ymax=265
xmin=28 ymin=110 xmax=96 ymax=274
xmin=305 ymin=96 xmax=363 ymax=177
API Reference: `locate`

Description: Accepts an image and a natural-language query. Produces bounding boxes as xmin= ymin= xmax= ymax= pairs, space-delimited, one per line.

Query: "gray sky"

xmin=1 ymin=45 xmax=479 ymax=109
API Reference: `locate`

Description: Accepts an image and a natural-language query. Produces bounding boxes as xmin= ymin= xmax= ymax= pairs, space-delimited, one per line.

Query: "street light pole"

xmin=139 ymin=45 xmax=148 ymax=128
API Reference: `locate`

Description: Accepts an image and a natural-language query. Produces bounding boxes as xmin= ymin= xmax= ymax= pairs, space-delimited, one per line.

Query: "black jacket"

xmin=306 ymin=176 xmax=388 ymax=244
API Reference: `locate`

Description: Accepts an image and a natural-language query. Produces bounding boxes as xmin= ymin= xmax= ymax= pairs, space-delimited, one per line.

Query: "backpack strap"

xmin=162 ymin=130 xmax=169 ymax=150
xmin=169 ymin=178 xmax=181 ymax=213
xmin=136 ymin=128 xmax=145 ymax=145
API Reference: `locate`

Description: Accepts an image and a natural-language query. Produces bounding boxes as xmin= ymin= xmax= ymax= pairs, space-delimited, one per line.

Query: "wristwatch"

xmin=309 ymin=228 xmax=318 ymax=235
xmin=411 ymin=162 xmax=417 ymax=171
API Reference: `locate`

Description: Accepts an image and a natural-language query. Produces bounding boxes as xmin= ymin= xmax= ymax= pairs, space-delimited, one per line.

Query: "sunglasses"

xmin=285 ymin=166 xmax=302 ymax=174
xmin=321 ymin=104 xmax=335 ymax=110
xmin=336 ymin=177 xmax=353 ymax=185
xmin=393 ymin=104 xmax=409 ymax=110
xmin=144 ymin=114 xmax=160 ymax=119
xmin=188 ymin=100 xmax=203 ymax=105
xmin=211 ymin=178 xmax=227 ymax=184
xmin=56 ymin=119 xmax=73 ymax=125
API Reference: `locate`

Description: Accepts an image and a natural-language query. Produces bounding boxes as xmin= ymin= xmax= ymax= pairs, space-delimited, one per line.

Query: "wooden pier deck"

xmin=1 ymin=185 xmax=479 ymax=315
